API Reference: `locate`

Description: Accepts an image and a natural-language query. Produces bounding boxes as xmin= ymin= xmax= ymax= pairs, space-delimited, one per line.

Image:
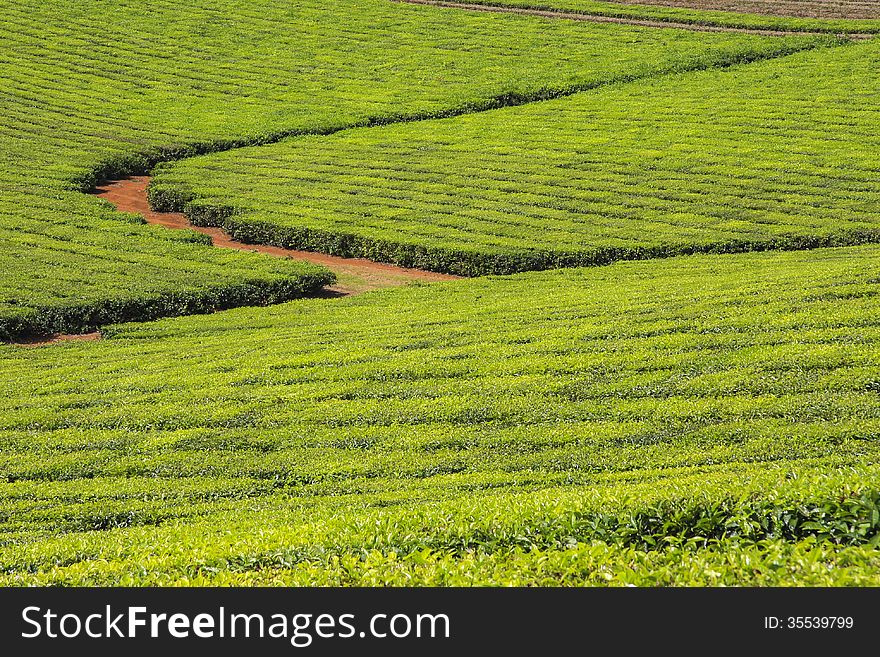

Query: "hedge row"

xmin=0 ymin=272 xmax=334 ymax=342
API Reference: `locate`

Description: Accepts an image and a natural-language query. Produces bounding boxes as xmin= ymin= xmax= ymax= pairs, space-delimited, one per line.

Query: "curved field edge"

xmin=414 ymin=0 xmax=880 ymax=33
xmin=147 ymin=39 xmax=880 ymax=277
xmin=147 ymin=194 xmax=880 ymax=277
xmin=70 ymin=33 xmax=823 ymax=195
xmin=93 ymin=41 xmax=836 ymax=284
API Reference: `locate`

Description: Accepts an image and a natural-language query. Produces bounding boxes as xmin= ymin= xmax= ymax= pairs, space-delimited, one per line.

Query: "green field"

xmin=2 ymin=245 xmax=880 ymax=584
xmin=0 ymin=0 xmax=814 ymax=339
xmin=150 ymin=40 xmax=880 ymax=275
xmin=437 ymin=0 xmax=880 ymax=32
xmin=2 ymin=0 xmax=879 ymax=587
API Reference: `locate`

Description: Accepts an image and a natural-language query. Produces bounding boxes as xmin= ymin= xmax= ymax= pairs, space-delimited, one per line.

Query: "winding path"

xmin=394 ymin=0 xmax=876 ymax=37
xmin=95 ymin=177 xmax=458 ymax=297
xmin=12 ymin=177 xmax=458 ymax=347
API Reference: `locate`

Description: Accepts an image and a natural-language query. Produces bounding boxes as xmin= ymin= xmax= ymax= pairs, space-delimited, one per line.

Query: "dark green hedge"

xmin=0 ymin=272 xmax=334 ymax=342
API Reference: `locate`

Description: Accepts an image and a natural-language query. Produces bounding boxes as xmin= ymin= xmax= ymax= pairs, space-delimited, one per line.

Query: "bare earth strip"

xmin=10 ymin=2 xmax=860 ymax=350
xmin=12 ymin=332 xmax=102 ymax=348
xmin=394 ymin=0 xmax=876 ymax=35
xmin=95 ymin=177 xmax=459 ymax=297
xmin=10 ymin=177 xmax=458 ymax=347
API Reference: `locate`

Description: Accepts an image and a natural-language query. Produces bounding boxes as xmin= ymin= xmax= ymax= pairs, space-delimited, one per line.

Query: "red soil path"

xmin=11 ymin=176 xmax=458 ymax=347
xmin=93 ymin=176 xmax=458 ymax=298
xmin=12 ymin=332 xmax=102 ymax=348
xmin=395 ymin=0 xmax=876 ymax=36
xmin=14 ymin=0 xmax=867 ymax=350
xmin=18 ymin=0 xmax=861 ymax=349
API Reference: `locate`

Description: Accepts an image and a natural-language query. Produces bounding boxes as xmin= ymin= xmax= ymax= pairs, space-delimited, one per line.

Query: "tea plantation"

xmin=2 ymin=246 xmax=879 ymax=584
xmin=0 ymin=0 xmax=810 ymax=339
xmin=429 ymin=0 xmax=880 ymax=33
xmin=1 ymin=0 xmax=878 ymax=586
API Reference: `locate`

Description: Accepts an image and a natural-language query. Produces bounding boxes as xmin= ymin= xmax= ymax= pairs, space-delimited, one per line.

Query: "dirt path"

xmin=95 ymin=177 xmax=459 ymax=297
xmin=14 ymin=2 xmax=858 ymax=350
xmin=12 ymin=332 xmax=102 ymax=348
xmin=394 ymin=0 xmax=876 ymax=37
xmin=10 ymin=177 xmax=458 ymax=347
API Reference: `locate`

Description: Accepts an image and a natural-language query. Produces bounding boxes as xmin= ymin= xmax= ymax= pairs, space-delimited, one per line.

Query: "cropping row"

xmin=1 ymin=459 xmax=878 ymax=584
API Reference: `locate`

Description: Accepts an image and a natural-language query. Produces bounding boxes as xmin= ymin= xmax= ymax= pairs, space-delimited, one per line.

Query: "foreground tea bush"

xmin=2 ymin=246 xmax=879 ymax=584
xmin=152 ymin=39 xmax=880 ymax=275
xmin=3 ymin=467 xmax=880 ymax=585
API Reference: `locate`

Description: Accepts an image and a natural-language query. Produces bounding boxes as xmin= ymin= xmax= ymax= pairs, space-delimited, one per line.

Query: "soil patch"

xmin=94 ymin=176 xmax=459 ymax=297
xmin=12 ymin=332 xmax=102 ymax=348
xmin=9 ymin=176 xmax=459 ymax=347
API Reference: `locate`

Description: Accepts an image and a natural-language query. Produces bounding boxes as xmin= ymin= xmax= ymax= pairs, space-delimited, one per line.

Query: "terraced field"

xmin=151 ymin=39 xmax=880 ymax=275
xmin=2 ymin=0 xmax=879 ymax=586
xmin=0 ymin=191 xmax=334 ymax=340
xmin=0 ymin=0 xmax=812 ymax=340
